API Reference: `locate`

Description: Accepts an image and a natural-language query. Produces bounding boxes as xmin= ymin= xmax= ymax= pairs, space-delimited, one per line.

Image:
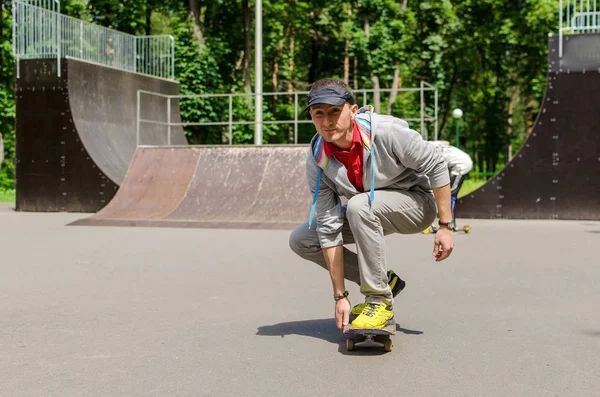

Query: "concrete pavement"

xmin=1 ymin=203 xmax=599 ymax=396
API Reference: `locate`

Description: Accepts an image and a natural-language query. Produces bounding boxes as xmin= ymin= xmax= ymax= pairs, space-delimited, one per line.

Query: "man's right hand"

xmin=335 ymin=298 xmax=351 ymax=330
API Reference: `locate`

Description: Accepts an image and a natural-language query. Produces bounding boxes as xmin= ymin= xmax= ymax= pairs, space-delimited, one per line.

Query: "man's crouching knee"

xmin=289 ymin=224 xmax=321 ymax=259
xmin=345 ymin=194 xmax=371 ymax=225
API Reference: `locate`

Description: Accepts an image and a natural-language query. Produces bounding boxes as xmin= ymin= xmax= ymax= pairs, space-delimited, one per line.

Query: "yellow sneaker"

xmin=350 ymin=270 xmax=405 ymax=316
xmin=388 ymin=269 xmax=406 ymax=296
xmin=351 ymin=303 xmax=365 ymax=316
xmin=351 ymin=302 xmax=394 ymax=329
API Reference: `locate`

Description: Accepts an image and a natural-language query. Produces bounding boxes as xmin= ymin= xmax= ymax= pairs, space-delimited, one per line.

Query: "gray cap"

xmin=305 ymin=86 xmax=355 ymax=112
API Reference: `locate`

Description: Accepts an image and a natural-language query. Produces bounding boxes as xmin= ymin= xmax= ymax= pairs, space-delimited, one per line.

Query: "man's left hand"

xmin=432 ymin=228 xmax=454 ymax=262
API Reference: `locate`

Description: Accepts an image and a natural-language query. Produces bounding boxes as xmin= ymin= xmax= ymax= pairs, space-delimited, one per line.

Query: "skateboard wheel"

xmin=345 ymin=338 xmax=355 ymax=351
xmin=464 ymin=225 xmax=471 ymax=233
xmin=384 ymin=339 xmax=393 ymax=352
xmin=422 ymin=228 xmax=430 ymax=235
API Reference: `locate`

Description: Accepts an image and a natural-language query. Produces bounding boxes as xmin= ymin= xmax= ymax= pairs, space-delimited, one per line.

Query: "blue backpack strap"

xmin=308 ymin=168 xmax=322 ymax=228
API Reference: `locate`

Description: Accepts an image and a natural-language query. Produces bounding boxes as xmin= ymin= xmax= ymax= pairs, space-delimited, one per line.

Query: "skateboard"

xmin=343 ymin=319 xmax=395 ymax=352
xmin=422 ymin=224 xmax=471 ymax=234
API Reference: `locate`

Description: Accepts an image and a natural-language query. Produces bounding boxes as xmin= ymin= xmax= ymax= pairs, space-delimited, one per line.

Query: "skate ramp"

xmin=71 ymin=146 xmax=312 ymax=229
xmin=16 ymin=58 xmax=187 ymax=212
xmin=68 ymin=58 xmax=187 ymax=185
xmin=90 ymin=147 xmax=200 ymax=221
xmin=164 ymin=146 xmax=312 ymax=228
xmin=455 ymin=33 xmax=600 ymax=220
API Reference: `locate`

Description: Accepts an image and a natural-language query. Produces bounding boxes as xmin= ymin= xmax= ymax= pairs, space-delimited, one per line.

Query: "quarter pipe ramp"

xmin=15 ymin=58 xmax=187 ymax=212
xmin=456 ymin=33 xmax=600 ymax=220
xmin=71 ymin=146 xmax=312 ymax=229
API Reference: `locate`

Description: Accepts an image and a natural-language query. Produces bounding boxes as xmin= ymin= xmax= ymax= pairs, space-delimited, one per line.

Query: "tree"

xmin=0 ymin=2 xmax=15 ymax=190
xmin=0 ymin=0 xmax=565 ymax=188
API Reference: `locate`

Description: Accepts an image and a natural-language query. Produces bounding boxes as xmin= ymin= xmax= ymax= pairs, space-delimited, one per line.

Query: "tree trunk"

xmin=526 ymin=96 xmax=535 ymax=134
xmin=188 ymin=0 xmax=205 ymax=45
xmin=371 ymin=76 xmax=380 ymax=112
xmin=343 ymin=6 xmax=352 ymax=84
xmin=272 ymin=50 xmax=279 ymax=114
xmin=487 ymin=155 xmax=496 ymax=174
xmin=353 ymin=56 xmax=358 ymax=90
xmin=439 ymin=59 xmax=458 ymax=135
xmin=145 ymin=3 xmax=152 ymax=35
xmin=242 ymin=0 xmax=252 ymax=105
xmin=344 ymin=39 xmax=350 ymax=85
xmin=364 ymin=17 xmax=380 ymax=112
xmin=288 ymin=36 xmax=295 ymax=93
xmin=288 ymin=35 xmax=296 ymax=143
xmin=0 ymin=1 xmax=4 ymax=83
xmin=507 ymin=85 xmax=517 ymax=161
xmin=309 ymin=38 xmax=319 ymax=83
xmin=387 ymin=65 xmax=400 ymax=115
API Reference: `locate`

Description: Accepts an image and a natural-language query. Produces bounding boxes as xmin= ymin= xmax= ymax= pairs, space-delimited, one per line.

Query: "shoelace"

xmin=361 ymin=303 xmax=378 ymax=317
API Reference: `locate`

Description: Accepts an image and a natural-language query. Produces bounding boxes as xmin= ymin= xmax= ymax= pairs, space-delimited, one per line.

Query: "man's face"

xmin=309 ymin=102 xmax=358 ymax=143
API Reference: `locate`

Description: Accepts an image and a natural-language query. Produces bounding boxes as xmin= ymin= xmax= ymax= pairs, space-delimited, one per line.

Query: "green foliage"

xmin=171 ymin=10 xmax=228 ymax=144
xmin=87 ymin=0 xmax=147 ymax=33
xmin=0 ymin=188 xmax=15 ymax=203
xmin=0 ymin=6 xmax=15 ymax=190
xmin=62 ymin=0 xmax=90 ymax=19
xmin=0 ymin=0 xmax=565 ymax=188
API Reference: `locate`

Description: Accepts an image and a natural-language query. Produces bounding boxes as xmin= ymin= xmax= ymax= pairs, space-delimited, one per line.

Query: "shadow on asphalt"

xmin=256 ymin=318 xmax=423 ymax=356
xmin=581 ymin=329 xmax=600 ymax=337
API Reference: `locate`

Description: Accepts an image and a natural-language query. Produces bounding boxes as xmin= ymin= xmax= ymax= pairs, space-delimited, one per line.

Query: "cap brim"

xmin=304 ymin=96 xmax=346 ymax=112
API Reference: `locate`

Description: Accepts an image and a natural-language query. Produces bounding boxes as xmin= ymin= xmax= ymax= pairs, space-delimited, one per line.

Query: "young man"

xmin=428 ymin=141 xmax=473 ymax=231
xmin=289 ymin=78 xmax=454 ymax=330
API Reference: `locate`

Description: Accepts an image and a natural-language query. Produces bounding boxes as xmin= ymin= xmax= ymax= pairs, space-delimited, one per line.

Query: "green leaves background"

xmin=0 ymin=0 xmax=561 ymax=189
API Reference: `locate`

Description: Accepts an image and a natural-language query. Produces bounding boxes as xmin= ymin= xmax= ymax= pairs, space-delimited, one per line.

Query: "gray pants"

xmin=289 ymin=189 xmax=437 ymax=305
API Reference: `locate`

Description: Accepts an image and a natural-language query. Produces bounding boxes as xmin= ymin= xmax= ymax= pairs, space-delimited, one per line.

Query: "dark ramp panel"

xmin=71 ymin=146 xmax=312 ymax=229
xmin=16 ymin=59 xmax=117 ymax=212
xmin=68 ymin=58 xmax=187 ymax=186
xmin=456 ymin=33 xmax=600 ymax=220
xmin=15 ymin=58 xmax=187 ymax=212
xmin=165 ymin=146 xmax=311 ymax=228
xmin=73 ymin=147 xmax=199 ymax=224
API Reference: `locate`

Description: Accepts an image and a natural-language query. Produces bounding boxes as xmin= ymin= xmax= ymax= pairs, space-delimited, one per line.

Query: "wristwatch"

xmin=438 ymin=220 xmax=454 ymax=230
xmin=334 ymin=291 xmax=349 ymax=301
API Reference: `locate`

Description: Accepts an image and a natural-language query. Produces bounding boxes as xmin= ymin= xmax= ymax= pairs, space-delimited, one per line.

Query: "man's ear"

xmin=350 ymin=103 xmax=359 ymax=119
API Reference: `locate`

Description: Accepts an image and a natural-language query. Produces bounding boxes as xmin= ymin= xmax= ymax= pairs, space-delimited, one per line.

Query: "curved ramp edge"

xmin=67 ymin=58 xmax=188 ymax=186
xmin=71 ymin=147 xmax=200 ymax=224
xmin=456 ymin=34 xmax=600 ymax=220
xmin=71 ymin=146 xmax=312 ymax=229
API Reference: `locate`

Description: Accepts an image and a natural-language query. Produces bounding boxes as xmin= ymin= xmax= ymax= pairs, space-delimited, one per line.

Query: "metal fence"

xmin=559 ymin=0 xmax=600 ymax=57
xmin=136 ymin=84 xmax=439 ymax=146
xmin=12 ymin=0 xmax=175 ymax=79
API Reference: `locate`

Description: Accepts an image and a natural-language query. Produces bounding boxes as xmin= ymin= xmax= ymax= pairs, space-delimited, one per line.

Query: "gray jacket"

xmin=307 ymin=108 xmax=449 ymax=247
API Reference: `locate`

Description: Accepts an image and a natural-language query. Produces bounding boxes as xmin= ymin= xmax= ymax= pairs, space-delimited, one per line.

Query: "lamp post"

xmin=452 ymin=108 xmax=463 ymax=148
xmin=254 ymin=0 xmax=263 ymax=145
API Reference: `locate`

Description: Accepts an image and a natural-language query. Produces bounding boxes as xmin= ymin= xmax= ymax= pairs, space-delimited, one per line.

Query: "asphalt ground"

xmin=1 ymin=202 xmax=599 ymax=396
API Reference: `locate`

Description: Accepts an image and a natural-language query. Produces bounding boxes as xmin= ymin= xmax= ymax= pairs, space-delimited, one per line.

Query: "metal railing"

xmin=559 ymin=0 xmax=600 ymax=57
xmin=12 ymin=0 xmax=175 ymax=79
xmin=136 ymin=84 xmax=439 ymax=146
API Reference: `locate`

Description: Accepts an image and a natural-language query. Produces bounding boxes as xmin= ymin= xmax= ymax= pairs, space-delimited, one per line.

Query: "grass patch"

xmin=0 ymin=189 xmax=15 ymax=203
xmin=458 ymin=179 xmax=486 ymax=198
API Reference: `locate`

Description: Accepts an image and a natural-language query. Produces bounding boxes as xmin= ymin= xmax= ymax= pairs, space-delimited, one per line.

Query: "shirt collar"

xmin=323 ymin=122 xmax=361 ymax=156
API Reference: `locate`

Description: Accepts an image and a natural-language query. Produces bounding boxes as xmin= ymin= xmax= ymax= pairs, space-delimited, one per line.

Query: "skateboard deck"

xmin=343 ymin=319 xmax=396 ymax=352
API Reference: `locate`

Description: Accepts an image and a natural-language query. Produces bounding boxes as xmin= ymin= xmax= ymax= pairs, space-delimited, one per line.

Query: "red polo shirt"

xmin=323 ymin=122 xmax=364 ymax=192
